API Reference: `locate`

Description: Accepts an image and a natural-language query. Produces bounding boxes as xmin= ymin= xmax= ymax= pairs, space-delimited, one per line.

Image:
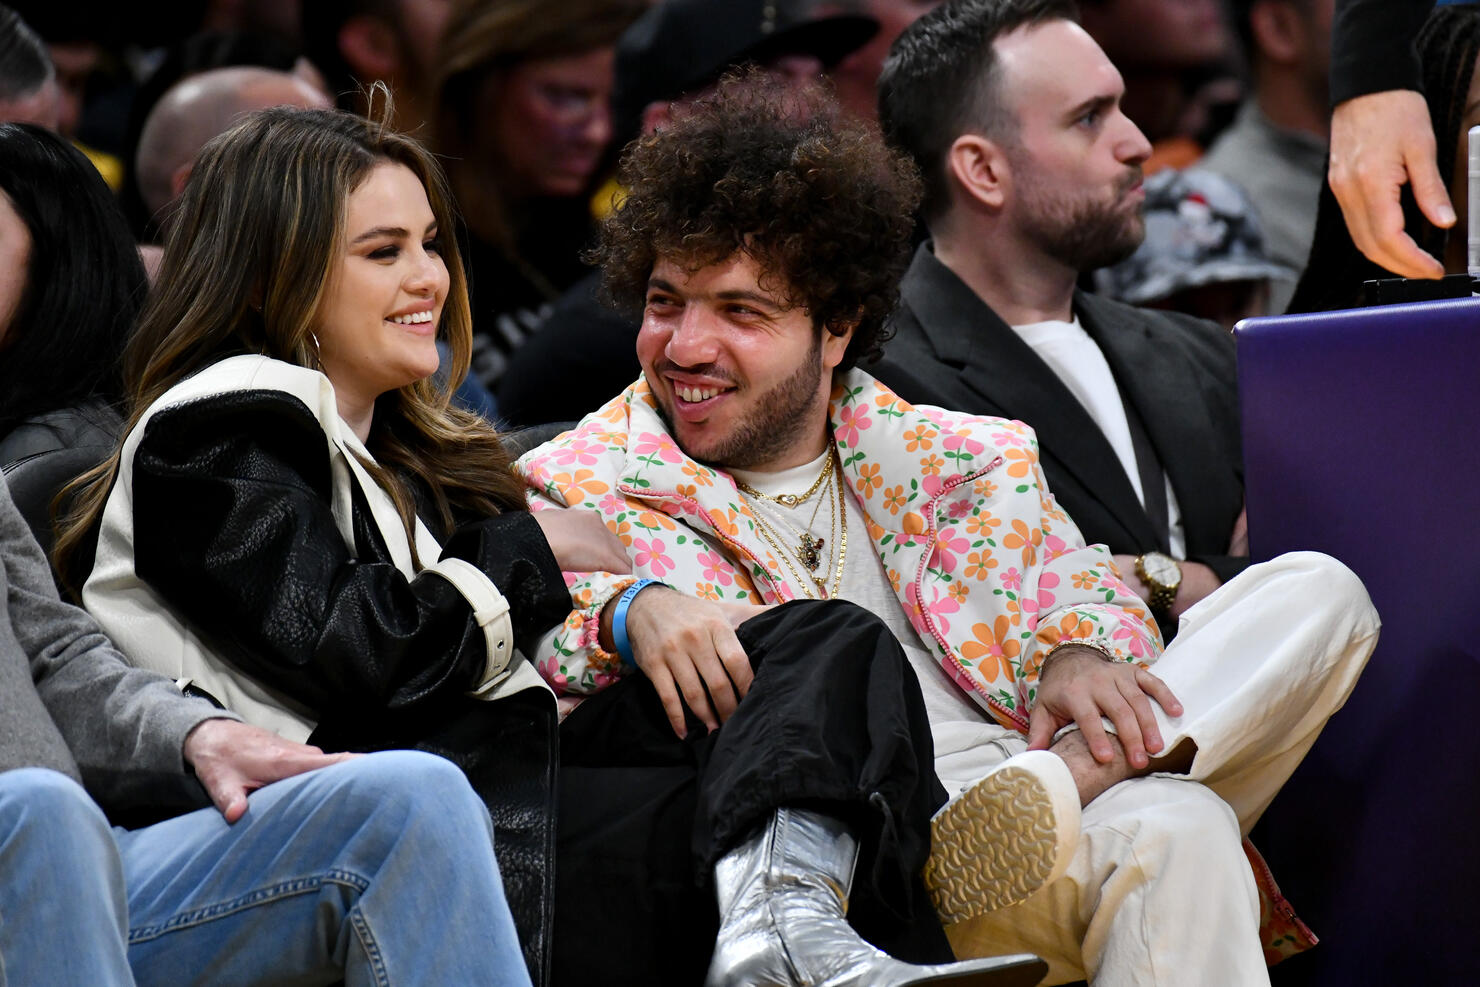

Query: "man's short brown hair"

xmin=879 ymin=0 xmax=1079 ymax=223
xmin=589 ymin=71 xmax=922 ymax=370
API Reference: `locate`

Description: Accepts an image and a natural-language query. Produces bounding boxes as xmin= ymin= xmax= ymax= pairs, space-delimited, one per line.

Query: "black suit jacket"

xmin=872 ymin=244 xmax=1246 ymax=583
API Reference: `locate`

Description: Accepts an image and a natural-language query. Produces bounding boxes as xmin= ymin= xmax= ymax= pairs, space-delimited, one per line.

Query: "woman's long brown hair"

xmin=55 ymin=95 xmax=528 ymax=589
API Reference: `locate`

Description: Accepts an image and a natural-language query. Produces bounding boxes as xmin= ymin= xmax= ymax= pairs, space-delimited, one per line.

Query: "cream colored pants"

xmin=944 ymin=551 xmax=1380 ymax=986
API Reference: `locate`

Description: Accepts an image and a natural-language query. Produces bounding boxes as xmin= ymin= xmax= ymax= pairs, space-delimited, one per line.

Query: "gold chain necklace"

xmin=736 ymin=453 xmax=834 ymax=508
xmin=743 ymin=452 xmax=834 ymax=572
xmin=759 ymin=466 xmax=833 ymax=570
xmin=742 ymin=457 xmax=848 ymax=598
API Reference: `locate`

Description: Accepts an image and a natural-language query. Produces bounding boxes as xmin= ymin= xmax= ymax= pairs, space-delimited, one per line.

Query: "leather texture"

xmin=706 ymin=808 xmax=1047 ymax=987
xmin=872 ymin=243 xmax=1247 ymax=585
xmin=0 ymin=400 xmax=121 ymax=591
xmin=498 ymin=421 xmax=579 ymax=459
xmin=127 ymin=389 xmax=569 ymax=986
xmin=130 ymin=391 xmax=569 ymax=718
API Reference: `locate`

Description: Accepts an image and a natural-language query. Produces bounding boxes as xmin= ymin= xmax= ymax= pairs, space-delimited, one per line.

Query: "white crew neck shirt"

xmin=732 ymin=449 xmax=1017 ymax=794
xmin=1012 ymin=316 xmax=1185 ymax=557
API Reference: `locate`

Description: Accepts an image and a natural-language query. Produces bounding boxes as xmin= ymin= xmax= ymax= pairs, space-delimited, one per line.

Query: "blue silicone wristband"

xmin=612 ymin=579 xmax=665 ymax=669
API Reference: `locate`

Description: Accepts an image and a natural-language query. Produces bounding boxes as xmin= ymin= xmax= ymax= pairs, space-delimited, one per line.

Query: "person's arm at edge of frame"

xmin=3 ymin=480 xmax=354 ymax=825
xmin=1328 ymin=0 xmax=1453 ymax=279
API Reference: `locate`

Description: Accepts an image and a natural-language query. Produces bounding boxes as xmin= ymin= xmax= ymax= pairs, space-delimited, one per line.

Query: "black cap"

xmin=613 ymin=0 xmax=878 ymax=130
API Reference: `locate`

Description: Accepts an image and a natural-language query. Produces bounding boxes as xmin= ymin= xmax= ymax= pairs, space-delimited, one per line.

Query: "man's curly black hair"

xmin=588 ymin=70 xmax=923 ymax=371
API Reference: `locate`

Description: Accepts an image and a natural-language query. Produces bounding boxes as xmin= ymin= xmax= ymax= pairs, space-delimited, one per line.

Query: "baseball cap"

xmin=612 ymin=0 xmax=878 ymax=130
xmin=1094 ymin=167 xmax=1296 ymax=305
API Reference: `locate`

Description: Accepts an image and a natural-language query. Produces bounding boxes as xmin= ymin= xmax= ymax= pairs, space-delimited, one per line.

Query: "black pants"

xmin=552 ymin=599 xmax=952 ymax=986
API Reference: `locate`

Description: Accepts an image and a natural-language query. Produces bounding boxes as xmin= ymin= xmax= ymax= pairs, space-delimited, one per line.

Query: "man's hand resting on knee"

xmin=1025 ymin=647 xmax=1183 ymax=770
xmin=600 ymin=585 xmax=771 ymax=737
xmin=184 ymin=719 xmax=359 ymax=823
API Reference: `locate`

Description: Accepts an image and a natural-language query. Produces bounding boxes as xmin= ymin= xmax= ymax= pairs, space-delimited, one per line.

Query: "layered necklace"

xmin=736 ymin=451 xmax=847 ymax=599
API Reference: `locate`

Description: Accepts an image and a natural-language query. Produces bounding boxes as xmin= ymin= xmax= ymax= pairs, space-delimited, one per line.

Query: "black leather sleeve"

xmin=1331 ymin=0 xmax=1430 ymax=105
xmin=131 ymin=390 xmax=569 ymax=718
xmin=440 ymin=514 xmax=572 ymax=654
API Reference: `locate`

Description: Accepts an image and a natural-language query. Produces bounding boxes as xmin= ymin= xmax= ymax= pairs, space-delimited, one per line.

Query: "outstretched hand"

xmin=183 ymin=718 xmax=358 ymax=823
xmin=1026 ymin=647 xmax=1183 ymax=770
xmin=1329 ymin=89 xmax=1455 ymax=280
xmin=614 ymin=586 xmax=771 ymax=737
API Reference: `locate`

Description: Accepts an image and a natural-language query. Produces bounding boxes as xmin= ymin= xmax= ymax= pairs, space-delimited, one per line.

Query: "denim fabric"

xmin=0 ymin=768 xmax=133 ymax=985
xmin=0 ymin=751 xmax=531 ymax=986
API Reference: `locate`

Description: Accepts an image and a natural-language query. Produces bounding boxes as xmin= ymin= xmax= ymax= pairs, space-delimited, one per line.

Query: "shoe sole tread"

xmin=924 ymin=765 xmax=1064 ymax=923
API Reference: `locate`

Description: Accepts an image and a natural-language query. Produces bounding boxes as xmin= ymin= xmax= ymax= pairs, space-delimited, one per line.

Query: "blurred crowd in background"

xmin=2 ymin=0 xmax=1474 ymax=431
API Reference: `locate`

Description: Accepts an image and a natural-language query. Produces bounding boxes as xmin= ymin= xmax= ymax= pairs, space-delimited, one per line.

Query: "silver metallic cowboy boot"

xmin=704 ymin=807 xmax=1048 ymax=987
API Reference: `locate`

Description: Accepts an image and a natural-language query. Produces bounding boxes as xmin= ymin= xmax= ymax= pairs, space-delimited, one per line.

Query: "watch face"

xmin=1143 ymin=553 xmax=1180 ymax=586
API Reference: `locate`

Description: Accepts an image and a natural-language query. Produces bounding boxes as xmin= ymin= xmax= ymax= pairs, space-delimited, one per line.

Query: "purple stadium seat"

xmin=1237 ymin=297 xmax=1480 ymax=985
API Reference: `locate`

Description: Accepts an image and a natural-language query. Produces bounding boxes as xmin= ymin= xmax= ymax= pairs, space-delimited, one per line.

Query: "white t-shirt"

xmin=732 ymin=452 xmax=1017 ymax=795
xmin=1012 ymin=316 xmax=1185 ymax=557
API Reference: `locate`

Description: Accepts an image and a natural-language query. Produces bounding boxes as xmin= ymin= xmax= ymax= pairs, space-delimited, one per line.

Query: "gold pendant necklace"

xmin=736 ymin=454 xmax=834 ymax=508
xmin=741 ymin=453 xmax=848 ymax=599
xmin=795 ymin=531 xmax=824 ymax=571
xmin=738 ymin=454 xmax=834 ymax=572
xmin=746 ymin=460 xmax=833 ymax=573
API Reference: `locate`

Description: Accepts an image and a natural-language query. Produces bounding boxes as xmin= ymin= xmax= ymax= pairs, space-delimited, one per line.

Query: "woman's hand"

xmin=531 ymin=508 xmax=633 ymax=574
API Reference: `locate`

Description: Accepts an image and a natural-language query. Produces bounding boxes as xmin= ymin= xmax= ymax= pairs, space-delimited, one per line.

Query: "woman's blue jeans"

xmin=0 ymin=750 xmax=531 ymax=986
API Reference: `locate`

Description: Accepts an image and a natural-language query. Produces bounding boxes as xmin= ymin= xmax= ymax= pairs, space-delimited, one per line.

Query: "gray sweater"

xmin=0 ymin=476 xmax=231 ymax=806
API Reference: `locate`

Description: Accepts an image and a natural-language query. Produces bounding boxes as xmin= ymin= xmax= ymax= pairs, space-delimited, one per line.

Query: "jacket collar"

xmin=610 ymin=371 xmax=1001 ymax=577
xmin=613 ymin=382 xmax=795 ymax=600
xmin=897 ymin=243 xmax=1154 ymax=543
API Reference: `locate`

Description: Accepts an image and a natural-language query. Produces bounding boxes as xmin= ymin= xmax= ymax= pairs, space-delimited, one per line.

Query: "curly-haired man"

xmin=521 ymin=74 xmax=1378 ymax=987
xmin=523 ymin=75 xmax=1042 ymax=987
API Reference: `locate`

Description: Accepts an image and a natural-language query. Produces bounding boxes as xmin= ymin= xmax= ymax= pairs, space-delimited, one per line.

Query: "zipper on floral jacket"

xmin=906 ymin=454 xmax=1031 ymax=733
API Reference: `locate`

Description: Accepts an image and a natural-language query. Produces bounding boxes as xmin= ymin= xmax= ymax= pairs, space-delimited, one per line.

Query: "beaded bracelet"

xmin=612 ymin=578 xmax=667 ymax=669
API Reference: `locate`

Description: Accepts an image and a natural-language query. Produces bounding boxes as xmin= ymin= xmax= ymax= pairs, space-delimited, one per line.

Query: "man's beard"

xmin=656 ymin=334 xmax=826 ymax=471
xmin=1014 ymin=165 xmax=1146 ymax=273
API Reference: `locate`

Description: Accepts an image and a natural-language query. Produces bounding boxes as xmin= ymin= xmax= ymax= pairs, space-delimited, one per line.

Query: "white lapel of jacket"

xmin=162 ymin=354 xmax=441 ymax=580
xmin=281 ymin=367 xmax=439 ymax=579
xmin=332 ymin=426 xmax=441 ymax=579
xmin=612 ymin=381 xmax=803 ymax=603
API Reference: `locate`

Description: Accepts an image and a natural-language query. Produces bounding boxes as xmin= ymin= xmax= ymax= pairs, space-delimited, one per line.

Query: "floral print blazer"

xmin=518 ymin=370 xmax=1162 ymax=732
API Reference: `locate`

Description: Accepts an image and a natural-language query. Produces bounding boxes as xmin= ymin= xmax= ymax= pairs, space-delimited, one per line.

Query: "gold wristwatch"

xmin=1133 ymin=551 xmax=1181 ymax=615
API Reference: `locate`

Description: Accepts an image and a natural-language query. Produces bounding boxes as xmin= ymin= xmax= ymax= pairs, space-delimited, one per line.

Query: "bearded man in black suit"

xmin=872 ymin=0 xmax=1246 ymax=633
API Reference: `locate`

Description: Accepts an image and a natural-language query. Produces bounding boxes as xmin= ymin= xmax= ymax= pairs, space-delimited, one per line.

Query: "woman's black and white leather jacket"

xmin=84 ymin=354 xmax=568 ymax=984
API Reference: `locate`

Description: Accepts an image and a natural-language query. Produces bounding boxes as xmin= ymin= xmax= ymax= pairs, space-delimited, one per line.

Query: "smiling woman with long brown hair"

xmin=56 ymin=99 xmax=628 ymax=984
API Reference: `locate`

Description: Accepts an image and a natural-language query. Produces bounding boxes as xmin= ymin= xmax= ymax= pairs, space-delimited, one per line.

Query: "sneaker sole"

xmin=924 ymin=758 xmax=1074 ymax=924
